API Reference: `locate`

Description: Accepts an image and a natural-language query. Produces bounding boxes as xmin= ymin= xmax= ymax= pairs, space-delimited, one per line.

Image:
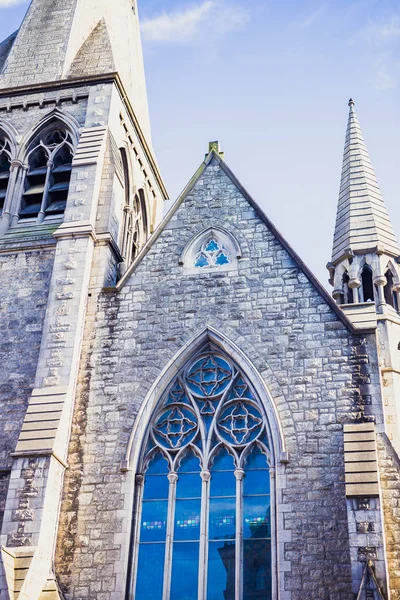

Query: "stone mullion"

xmin=163 ymin=472 xmax=178 ymax=600
xmin=198 ymin=469 xmax=210 ymax=600
xmin=0 ymin=160 xmax=19 ymax=233
xmin=235 ymin=468 xmax=245 ymax=600
xmin=36 ymin=160 xmax=54 ymax=224
xmin=129 ymin=473 xmax=145 ymax=600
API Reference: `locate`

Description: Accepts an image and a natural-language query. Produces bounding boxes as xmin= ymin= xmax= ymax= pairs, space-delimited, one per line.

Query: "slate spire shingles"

xmin=331 ymin=99 xmax=399 ymax=264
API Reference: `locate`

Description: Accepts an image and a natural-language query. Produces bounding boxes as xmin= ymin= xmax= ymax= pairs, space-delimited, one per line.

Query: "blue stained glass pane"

xmin=178 ymin=451 xmax=201 ymax=473
xmin=146 ymin=452 xmax=169 ymax=475
xmin=215 ymin=252 xmax=230 ymax=266
xmin=141 ymin=500 xmax=168 ymax=542
xmin=211 ymin=448 xmax=235 ymax=471
xmin=207 ymin=540 xmax=235 ymax=600
xmin=143 ymin=474 xmax=169 ymax=500
xmin=243 ymin=497 xmax=271 ymax=539
xmin=210 ymin=470 xmax=236 ymax=498
xmin=194 ymin=253 xmax=209 ymax=268
xmin=209 ymin=497 xmax=236 ymax=540
xmin=177 ymin=473 xmax=202 ymax=499
xmin=174 ymin=499 xmax=201 ymax=540
xmin=186 ymin=355 xmax=232 ymax=398
xmin=170 ymin=542 xmax=199 ymax=600
xmin=243 ymin=539 xmax=272 ymax=600
xmin=136 ymin=543 xmax=165 ymax=600
xmin=245 ymin=446 xmax=269 ymax=471
xmin=244 ymin=470 xmax=270 ymax=496
xmin=205 ymin=239 xmax=220 ymax=253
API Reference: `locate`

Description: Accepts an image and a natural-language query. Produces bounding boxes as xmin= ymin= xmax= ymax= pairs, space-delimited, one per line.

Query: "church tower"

xmin=328 ymin=99 xmax=400 ymax=452
xmin=0 ymin=1 xmax=167 ymax=598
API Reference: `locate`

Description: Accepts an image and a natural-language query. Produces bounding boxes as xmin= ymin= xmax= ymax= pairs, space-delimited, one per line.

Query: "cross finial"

xmin=208 ymin=141 xmax=224 ymax=159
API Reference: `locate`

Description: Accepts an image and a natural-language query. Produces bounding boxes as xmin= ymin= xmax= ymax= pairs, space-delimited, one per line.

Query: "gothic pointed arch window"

xmin=360 ymin=265 xmax=374 ymax=303
xmin=120 ymin=148 xmax=149 ymax=269
xmin=0 ymin=134 xmax=11 ymax=218
xmin=384 ymin=269 xmax=399 ymax=311
xmin=342 ymin=271 xmax=353 ymax=304
xmin=132 ymin=345 xmax=273 ymax=600
xmin=19 ymin=124 xmax=74 ymax=222
xmin=180 ymin=227 xmax=241 ymax=275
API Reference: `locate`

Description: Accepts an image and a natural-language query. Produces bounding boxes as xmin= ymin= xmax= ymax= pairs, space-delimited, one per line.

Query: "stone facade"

xmin=0 ymin=1 xmax=399 ymax=600
xmin=54 ymin=159 xmax=387 ymax=599
xmin=0 ymin=248 xmax=55 ymax=474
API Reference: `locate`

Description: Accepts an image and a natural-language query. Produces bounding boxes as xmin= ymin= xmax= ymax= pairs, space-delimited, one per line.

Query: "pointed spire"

xmin=331 ymin=99 xmax=399 ymax=264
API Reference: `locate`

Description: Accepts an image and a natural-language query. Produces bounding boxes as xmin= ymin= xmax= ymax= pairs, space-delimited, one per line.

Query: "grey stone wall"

xmin=0 ymin=249 xmax=55 ymax=476
xmin=378 ymin=434 xmax=400 ymax=599
xmin=55 ymin=161 xmax=380 ymax=599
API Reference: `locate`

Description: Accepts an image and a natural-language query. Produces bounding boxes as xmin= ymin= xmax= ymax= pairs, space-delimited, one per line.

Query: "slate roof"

xmin=331 ymin=100 xmax=399 ymax=264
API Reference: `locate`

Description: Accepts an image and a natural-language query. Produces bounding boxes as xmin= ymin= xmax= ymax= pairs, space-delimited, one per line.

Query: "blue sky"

xmin=0 ymin=0 xmax=400 ymax=287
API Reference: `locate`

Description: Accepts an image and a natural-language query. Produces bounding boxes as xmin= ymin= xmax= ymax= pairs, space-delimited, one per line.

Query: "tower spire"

xmin=331 ymin=99 xmax=399 ymax=264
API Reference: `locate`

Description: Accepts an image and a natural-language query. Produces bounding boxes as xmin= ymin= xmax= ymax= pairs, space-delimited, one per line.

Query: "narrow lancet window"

xmin=384 ymin=270 xmax=398 ymax=311
xmin=0 ymin=136 xmax=11 ymax=217
xmin=133 ymin=346 xmax=273 ymax=600
xmin=342 ymin=272 xmax=353 ymax=304
xmin=120 ymin=149 xmax=149 ymax=269
xmin=361 ymin=266 xmax=374 ymax=303
xmin=20 ymin=127 xmax=73 ymax=222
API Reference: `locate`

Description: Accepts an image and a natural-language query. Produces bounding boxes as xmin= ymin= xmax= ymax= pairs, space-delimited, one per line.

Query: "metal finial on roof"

xmin=348 ymin=98 xmax=355 ymax=107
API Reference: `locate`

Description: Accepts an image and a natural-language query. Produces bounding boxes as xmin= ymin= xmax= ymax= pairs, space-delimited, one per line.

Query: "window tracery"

xmin=20 ymin=126 xmax=74 ymax=222
xmin=120 ymin=149 xmax=149 ymax=269
xmin=194 ymin=238 xmax=230 ymax=269
xmin=133 ymin=346 xmax=272 ymax=600
xmin=0 ymin=136 xmax=11 ymax=218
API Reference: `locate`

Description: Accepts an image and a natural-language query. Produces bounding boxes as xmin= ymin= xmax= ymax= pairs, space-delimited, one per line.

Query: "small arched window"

xmin=194 ymin=237 xmax=230 ymax=269
xmin=361 ymin=266 xmax=374 ymax=303
xmin=180 ymin=227 xmax=241 ymax=275
xmin=120 ymin=149 xmax=149 ymax=269
xmin=384 ymin=270 xmax=398 ymax=311
xmin=0 ymin=135 xmax=11 ymax=218
xmin=342 ymin=272 xmax=353 ymax=304
xmin=20 ymin=126 xmax=74 ymax=222
xmin=132 ymin=348 xmax=273 ymax=599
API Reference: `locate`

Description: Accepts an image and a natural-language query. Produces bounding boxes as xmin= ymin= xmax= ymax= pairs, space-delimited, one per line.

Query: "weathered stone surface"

xmin=0 ymin=249 xmax=54 ymax=483
xmin=54 ymin=160 xmax=385 ymax=599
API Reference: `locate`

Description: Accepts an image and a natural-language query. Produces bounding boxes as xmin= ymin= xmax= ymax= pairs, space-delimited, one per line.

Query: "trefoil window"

xmin=133 ymin=347 xmax=273 ymax=600
xmin=194 ymin=238 xmax=230 ymax=269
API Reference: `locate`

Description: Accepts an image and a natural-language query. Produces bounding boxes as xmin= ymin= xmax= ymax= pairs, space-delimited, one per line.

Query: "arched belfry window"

xmin=384 ymin=269 xmax=399 ymax=311
xmin=20 ymin=126 xmax=74 ymax=222
xmin=0 ymin=135 xmax=11 ymax=218
xmin=133 ymin=347 xmax=273 ymax=600
xmin=120 ymin=148 xmax=149 ymax=270
xmin=361 ymin=265 xmax=374 ymax=303
xmin=342 ymin=271 xmax=353 ymax=304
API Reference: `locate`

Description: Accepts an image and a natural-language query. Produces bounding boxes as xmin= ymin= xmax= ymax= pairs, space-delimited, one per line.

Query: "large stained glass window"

xmin=134 ymin=347 xmax=273 ymax=600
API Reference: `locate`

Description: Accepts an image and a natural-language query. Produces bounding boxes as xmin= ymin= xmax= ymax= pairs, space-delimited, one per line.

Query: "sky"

xmin=0 ymin=0 xmax=399 ymax=288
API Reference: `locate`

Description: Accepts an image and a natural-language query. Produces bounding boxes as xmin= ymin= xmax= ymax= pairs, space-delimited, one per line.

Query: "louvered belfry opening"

xmin=0 ymin=136 xmax=11 ymax=217
xmin=20 ymin=127 xmax=73 ymax=222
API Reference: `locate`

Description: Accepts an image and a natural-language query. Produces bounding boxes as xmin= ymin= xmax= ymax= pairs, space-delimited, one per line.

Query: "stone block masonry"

xmin=55 ymin=159 xmax=385 ymax=599
xmin=0 ymin=249 xmax=55 ymax=477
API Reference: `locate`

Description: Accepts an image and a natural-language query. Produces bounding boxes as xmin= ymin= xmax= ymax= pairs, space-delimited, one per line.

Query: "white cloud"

xmin=361 ymin=15 xmax=400 ymax=46
xmin=0 ymin=0 xmax=26 ymax=6
xmin=141 ymin=1 xmax=250 ymax=44
xmin=358 ymin=13 xmax=400 ymax=91
xmin=372 ymin=55 xmax=397 ymax=91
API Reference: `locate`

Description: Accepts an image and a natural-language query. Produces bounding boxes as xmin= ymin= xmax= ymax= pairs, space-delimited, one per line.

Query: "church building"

xmin=0 ymin=1 xmax=399 ymax=599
